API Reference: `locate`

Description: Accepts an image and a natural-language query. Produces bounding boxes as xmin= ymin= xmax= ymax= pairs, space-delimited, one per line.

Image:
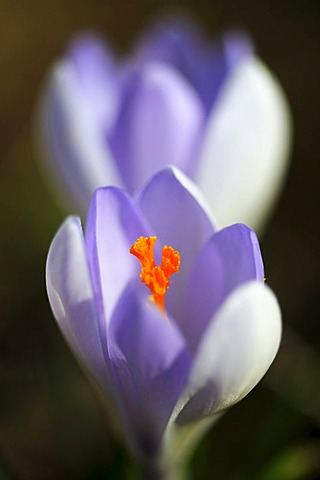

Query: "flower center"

xmin=130 ymin=236 xmax=180 ymax=312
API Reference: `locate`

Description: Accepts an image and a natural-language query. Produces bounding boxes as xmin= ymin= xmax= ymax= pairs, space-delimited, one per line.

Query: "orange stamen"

xmin=130 ymin=236 xmax=180 ymax=312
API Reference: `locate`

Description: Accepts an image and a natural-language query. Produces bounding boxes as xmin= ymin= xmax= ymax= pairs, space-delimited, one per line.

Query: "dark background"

xmin=1 ymin=1 xmax=320 ymax=479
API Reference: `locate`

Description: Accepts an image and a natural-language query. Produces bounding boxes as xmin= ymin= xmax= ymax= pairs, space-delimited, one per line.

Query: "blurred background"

xmin=0 ymin=1 xmax=320 ymax=479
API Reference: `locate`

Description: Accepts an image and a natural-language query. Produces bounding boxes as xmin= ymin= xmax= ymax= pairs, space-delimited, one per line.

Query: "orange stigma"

xmin=130 ymin=236 xmax=180 ymax=312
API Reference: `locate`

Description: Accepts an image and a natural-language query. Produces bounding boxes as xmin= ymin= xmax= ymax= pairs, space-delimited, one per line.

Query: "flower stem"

xmin=140 ymin=463 xmax=188 ymax=480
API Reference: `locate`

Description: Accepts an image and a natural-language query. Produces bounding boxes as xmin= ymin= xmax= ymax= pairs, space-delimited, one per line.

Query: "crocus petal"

xmin=182 ymin=224 xmax=264 ymax=352
xmin=174 ymin=282 xmax=281 ymax=424
xmin=133 ymin=16 xmax=202 ymax=74
xmin=38 ymin=61 xmax=121 ymax=213
xmin=46 ymin=216 xmax=110 ymax=388
xmin=109 ymin=63 xmax=205 ymax=192
xmin=67 ymin=34 xmax=120 ymax=132
xmin=188 ymin=31 xmax=254 ymax=112
xmin=85 ymin=187 xmax=150 ymax=326
xmin=135 ymin=21 xmax=253 ymax=114
xmin=197 ymin=56 xmax=291 ymax=231
xmin=137 ymin=167 xmax=215 ymax=320
xmin=108 ymin=285 xmax=191 ymax=458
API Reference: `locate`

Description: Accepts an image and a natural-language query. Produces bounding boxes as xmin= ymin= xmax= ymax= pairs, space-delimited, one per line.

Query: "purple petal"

xmin=189 ymin=31 xmax=253 ymax=112
xmin=223 ymin=31 xmax=254 ymax=66
xmin=38 ymin=62 xmax=121 ymax=213
xmin=182 ymin=224 xmax=264 ymax=352
xmin=108 ymin=285 xmax=191 ymax=457
xmin=46 ymin=217 xmax=111 ymax=390
xmin=133 ymin=16 xmax=202 ymax=74
xmin=85 ymin=187 xmax=151 ymax=328
xmin=67 ymin=34 xmax=120 ymax=132
xmin=136 ymin=167 xmax=215 ymax=322
xmin=134 ymin=21 xmax=253 ymax=113
xmin=109 ymin=63 xmax=205 ymax=193
xmin=176 ymin=282 xmax=281 ymax=424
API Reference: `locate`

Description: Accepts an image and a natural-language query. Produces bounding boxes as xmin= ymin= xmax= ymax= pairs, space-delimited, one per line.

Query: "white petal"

xmin=46 ymin=216 xmax=110 ymax=388
xmin=174 ymin=282 xmax=281 ymax=423
xmin=37 ymin=61 xmax=121 ymax=214
xmin=197 ymin=57 xmax=292 ymax=231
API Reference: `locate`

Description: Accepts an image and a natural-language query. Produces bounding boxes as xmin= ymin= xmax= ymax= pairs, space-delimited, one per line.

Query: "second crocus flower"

xmin=38 ymin=16 xmax=291 ymax=231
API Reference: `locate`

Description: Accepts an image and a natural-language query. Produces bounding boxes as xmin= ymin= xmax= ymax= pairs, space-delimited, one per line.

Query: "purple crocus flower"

xmin=46 ymin=167 xmax=281 ymax=474
xmin=38 ymin=16 xmax=291 ymax=231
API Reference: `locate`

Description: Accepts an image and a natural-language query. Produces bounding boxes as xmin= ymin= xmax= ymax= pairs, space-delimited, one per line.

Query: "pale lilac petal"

xmin=109 ymin=63 xmax=205 ymax=193
xmin=188 ymin=31 xmax=253 ymax=112
xmin=67 ymin=34 xmax=120 ymax=132
xmin=133 ymin=16 xmax=202 ymax=74
xmin=38 ymin=61 xmax=121 ymax=213
xmin=137 ymin=167 xmax=215 ymax=321
xmin=134 ymin=22 xmax=253 ymax=113
xmin=108 ymin=285 xmax=191 ymax=457
xmin=182 ymin=224 xmax=264 ymax=352
xmin=46 ymin=216 xmax=110 ymax=389
xmin=197 ymin=57 xmax=291 ymax=231
xmin=175 ymin=282 xmax=281 ymax=424
xmin=85 ymin=187 xmax=151 ymax=327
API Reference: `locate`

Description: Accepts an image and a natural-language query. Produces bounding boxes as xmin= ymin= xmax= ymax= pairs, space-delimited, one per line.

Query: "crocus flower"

xmin=46 ymin=167 xmax=281 ymax=475
xmin=38 ymin=17 xmax=291 ymax=232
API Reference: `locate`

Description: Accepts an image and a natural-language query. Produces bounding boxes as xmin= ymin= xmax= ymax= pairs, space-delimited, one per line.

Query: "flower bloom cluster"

xmin=39 ymin=17 xmax=290 ymax=231
xmin=46 ymin=168 xmax=281 ymax=468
